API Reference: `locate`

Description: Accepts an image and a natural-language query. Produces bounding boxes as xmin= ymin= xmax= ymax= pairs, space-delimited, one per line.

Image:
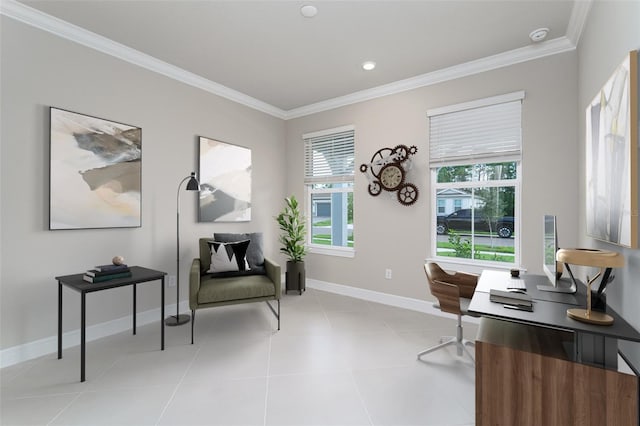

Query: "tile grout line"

xmin=262 ymin=331 xmax=274 ymax=426
xmin=349 ymin=369 xmax=375 ymax=426
xmin=314 ymin=291 xmax=334 ymax=333
xmin=154 ymin=345 xmax=202 ymax=426
xmin=44 ymin=344 xmax=122 ymax=426
xmin=46 ymin=391 xmax=83 ymax=426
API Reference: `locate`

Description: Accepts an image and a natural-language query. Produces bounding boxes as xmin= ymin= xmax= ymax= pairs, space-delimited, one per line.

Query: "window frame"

xmin=428 ymin=92 xmax=524 ymax=269
xmin=431 ymin=163 xmax=521 ymax=268
xmin=306 ymin=184 xmax=354 ymax=257
xmin=303 ymin=125 xmax=355 ymax=258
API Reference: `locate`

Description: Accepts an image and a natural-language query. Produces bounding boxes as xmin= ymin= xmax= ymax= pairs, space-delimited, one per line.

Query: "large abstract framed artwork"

xmin=586 ymin=50 xmax=638 ymax=248
xmin=198 ymin=136 xmax=251 ymax=222
xmin=49 ymin=107 xmax=142 ymax=230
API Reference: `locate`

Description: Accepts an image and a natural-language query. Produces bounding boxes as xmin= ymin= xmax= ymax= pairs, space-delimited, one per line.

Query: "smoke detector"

xmin=529 ymin=28 xmax=549 ymax=43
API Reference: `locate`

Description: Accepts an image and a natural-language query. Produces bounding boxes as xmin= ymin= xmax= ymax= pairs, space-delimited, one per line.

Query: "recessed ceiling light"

xmin=529 ymin=27 xmax=549 ymax=43
xmin=362 ymin=61 xmax=376 ymax=71
xmin=300 ymin=5 xmax=317 ymax=18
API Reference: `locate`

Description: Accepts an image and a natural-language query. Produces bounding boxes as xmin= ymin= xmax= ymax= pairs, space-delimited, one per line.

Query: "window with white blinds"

xmin=429 ymin=92 xmax=523 ymax=268
xmin=428 ymin=92 xmax=523 ymax=167
xmin=303 ymin=125 xmax=355 ymax=256
xmin=304 ymin=127 xmax=355 ymax=184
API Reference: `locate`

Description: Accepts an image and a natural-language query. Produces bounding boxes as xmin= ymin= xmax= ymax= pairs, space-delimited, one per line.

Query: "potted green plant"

xmin=276 ymin=195 xmax=307 ymax=294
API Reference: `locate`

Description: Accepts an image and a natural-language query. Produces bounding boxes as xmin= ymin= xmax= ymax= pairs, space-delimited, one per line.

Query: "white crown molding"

xmin=0 ymin=0 xmax=288 ymax=119
xmin=284 ymin=36 xmax=576 ymax=119
xmin=566 ymin=0 xmax=593 ymax=46
xmin=2 ymin=0 xmax=582 ymax=121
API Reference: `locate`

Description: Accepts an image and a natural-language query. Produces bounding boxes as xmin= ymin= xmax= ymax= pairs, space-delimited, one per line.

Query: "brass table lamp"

xmin=556 ymin=248 xmax=624 ymax=325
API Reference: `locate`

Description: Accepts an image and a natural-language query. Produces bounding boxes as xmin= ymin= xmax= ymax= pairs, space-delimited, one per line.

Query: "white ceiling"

xmin=8 ymin=0 xmax=588 ymax=118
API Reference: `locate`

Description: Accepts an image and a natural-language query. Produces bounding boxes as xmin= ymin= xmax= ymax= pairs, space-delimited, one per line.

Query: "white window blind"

xmin=429 ymin=99 xmax=522 ymax=166
xmin=304 ymin=128 xmax=355 ymax=184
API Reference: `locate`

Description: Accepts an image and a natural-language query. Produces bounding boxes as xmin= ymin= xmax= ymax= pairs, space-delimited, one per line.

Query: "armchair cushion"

xmin=198 ymin=274 xmax=276 ymax=305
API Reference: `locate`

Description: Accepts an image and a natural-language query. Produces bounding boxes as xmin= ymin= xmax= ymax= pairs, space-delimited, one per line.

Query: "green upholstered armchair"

xmin=189 ymin=234 xmax=281 ymax=344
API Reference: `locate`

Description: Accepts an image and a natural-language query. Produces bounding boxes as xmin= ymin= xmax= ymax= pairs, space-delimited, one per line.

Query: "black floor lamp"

xmin=165 ymin=172 xmax=200 ymax=326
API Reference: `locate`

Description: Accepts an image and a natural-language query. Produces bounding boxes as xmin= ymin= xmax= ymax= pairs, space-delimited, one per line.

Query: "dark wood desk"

xmin=470 ymin=270 xmax=640 ymax=426
xmin=56 ymin=266 xmax=167 ymax=382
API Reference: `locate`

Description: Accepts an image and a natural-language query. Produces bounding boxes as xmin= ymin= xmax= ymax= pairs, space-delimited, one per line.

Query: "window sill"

xmin=309 ymin=245 xmax=355 ymax=258
xmin=426 ymin=257 xmax=525 ymax=275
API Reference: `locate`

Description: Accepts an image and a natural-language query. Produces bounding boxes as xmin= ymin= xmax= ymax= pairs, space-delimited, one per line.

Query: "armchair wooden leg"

xmin=191 ymin=310 xmax=195 ymax=344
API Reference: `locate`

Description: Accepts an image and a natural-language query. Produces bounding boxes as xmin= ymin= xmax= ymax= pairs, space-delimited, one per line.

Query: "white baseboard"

xmin=2 ymin=279 xmax=479 ymax=369
xmin=0 ymin=301 xmax=190 ymax=369
xmin=305 ymin=278 xmax=480 ymax=325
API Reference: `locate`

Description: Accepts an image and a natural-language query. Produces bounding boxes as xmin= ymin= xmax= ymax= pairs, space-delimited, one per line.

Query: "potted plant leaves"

xmin=276 ymin=195 xmax=307 ymax=294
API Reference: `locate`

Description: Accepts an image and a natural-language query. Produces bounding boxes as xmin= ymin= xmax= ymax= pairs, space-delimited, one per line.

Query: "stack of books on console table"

xmin=83 ymin=264 xmax=131 ymax=283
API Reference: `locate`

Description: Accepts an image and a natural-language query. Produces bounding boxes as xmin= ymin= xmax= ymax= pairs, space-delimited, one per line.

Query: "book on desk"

xmin=489 ymin=289 xmax=533 ymax=311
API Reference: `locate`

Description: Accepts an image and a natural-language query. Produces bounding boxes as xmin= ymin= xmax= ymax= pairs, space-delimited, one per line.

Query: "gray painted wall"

xmin=286 ymin=52 xmax=579 ymax=301
xmin=0 ymin=17 xmax=286 ymax=350
xmin=577 ymin=1 xmax=640 ymax=368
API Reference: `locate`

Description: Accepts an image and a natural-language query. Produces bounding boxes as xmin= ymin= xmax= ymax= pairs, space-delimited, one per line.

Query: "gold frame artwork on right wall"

xmin=586 ymin=50 xmax=638 ymax=248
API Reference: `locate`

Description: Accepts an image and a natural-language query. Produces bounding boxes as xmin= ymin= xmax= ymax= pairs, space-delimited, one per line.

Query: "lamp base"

xmin=164 ymin=314 xmax=190 ymax=326
xmin=567 ymin=308 xmax=614 ymax=326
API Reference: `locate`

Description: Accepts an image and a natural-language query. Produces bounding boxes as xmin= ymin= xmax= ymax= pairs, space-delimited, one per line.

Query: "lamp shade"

xmin=186 ymin=172 xmax=200 ymax=191
xmin=556 ymin=248 xmax=624 ymax=268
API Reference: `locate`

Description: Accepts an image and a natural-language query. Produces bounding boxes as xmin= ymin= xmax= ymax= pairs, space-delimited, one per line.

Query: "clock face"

xmin=380 ymin=164 xmax=404 ymax=190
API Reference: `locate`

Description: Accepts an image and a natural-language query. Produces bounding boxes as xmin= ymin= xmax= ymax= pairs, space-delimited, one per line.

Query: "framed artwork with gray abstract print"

xmin=586 ymin=50 xmax=638 ymax=248
xmin=49 ymin=107 xmax=142 ymax=230
xmin=198 ymin=136 xmax=251 ymax=222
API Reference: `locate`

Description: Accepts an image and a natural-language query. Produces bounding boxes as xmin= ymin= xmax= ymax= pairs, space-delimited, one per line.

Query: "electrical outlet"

xmin=168 ymin=275 xmax=176 ymax=287
xmin=385 ymin=269 xmax=392 ymax=279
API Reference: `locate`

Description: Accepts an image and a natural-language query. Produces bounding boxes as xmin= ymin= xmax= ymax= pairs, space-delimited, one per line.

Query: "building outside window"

xmin=303 ymin=126 xmax=355 ymax=257
xmin=429 ymin=92 xmax=523 ymax=266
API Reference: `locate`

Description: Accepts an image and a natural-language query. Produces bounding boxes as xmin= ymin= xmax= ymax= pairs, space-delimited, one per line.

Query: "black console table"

xmin=56 ymin=266 xmax=167 ymax=382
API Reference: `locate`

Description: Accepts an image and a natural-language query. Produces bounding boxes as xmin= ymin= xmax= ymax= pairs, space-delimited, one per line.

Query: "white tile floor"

xmin=1 ymin=289 xmax=477 ymax=426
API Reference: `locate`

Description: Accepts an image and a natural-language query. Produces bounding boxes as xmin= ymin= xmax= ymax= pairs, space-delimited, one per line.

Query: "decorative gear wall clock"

xmin=359 ymin=144 xmax=419 ymax=206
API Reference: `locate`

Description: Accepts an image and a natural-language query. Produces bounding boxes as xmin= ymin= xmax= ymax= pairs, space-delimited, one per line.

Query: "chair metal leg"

xmin=191 ymin=310 xmax=195 ymax=344
xmin=265 ymin=300 xmax=280 ymax=331
xmin=417 ymin=313 xmax=475 ymax=363
xmin=417 ymin=337 xmax=458 ymax=358
xmin=462 ymin=339 xmax=475 ymax=361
